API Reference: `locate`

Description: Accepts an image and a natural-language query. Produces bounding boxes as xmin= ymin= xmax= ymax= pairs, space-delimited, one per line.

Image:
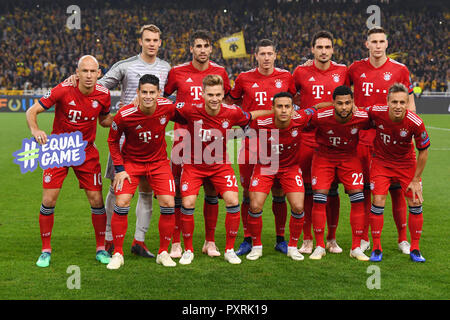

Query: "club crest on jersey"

xmin=222 ymin=120 xmax=229 ymax=129
xmin=383 ymin=72 xmax=392 ymax=81
xmin=351 ymin=127 xmax=359 ymax=135
xmin=160 ymin=116 xmax=167 ymax=125
xmin=400 ymin=128 xmax=408 ymax=137
xmin=291 ymin=129 xmax=298 ymax=137
xmin=92 ymin=100 xmax=99 ymax=108
xmin=274 ymin=79 xmax=283 ymax=88
xmin=43 ymin=89 xmax=51 ymax=99
xmin=44 ymin=173 xmax=52 ymax=183
xmin=332 ymin=74 xmax=340 ymax=83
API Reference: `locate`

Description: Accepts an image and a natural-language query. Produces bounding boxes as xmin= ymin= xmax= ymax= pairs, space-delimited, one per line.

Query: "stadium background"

xmin=0 ymin=0 xmax=449 ymax=303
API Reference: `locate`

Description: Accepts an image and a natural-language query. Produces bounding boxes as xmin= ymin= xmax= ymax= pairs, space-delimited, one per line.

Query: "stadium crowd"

xmin=0 ymin=0 xmax=448 ymax=92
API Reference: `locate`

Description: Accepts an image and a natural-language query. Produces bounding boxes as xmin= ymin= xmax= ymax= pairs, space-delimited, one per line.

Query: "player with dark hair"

xmin=106 ymin=74 xmax=183 ymax=269
xmin=348 ymin=26 xmax=416 ymax=255
xmin=366 ymin=83 xmax=429 ymax=262
xmin=164 ymin=30 xmax=231 ymax=259
xmin=308 ymin=85 xmax=371 ymax=261
xmin=293 ymin=30 xmax=349 ymax=255
xmin=26 ymin=55 xmax=113 ymax=268
xmin=229 ymin=39 xmax=297 ymax=256
xmin=246 ymin=92 xmax=315 ymax=261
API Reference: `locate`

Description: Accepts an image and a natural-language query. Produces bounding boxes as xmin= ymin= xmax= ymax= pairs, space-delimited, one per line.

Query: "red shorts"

xmin=42 ymin=146 xmax=102 ymax=191
xmin=370 ymin=160 xmax=417 ymax=198
xmin=298 ymin=141 xmax=315 ymax=184
xmin=116 ymin=160 xmax=175 ymax=196
xmin=357 ymin=143 xmax=373 ymax=184
xmin=311 ymin=153 xmax=364 ymax=192
xmin=249 ymin=165 xmax=304 ymax=194
xmin=180 ymin=163 xmax=239 ymax=197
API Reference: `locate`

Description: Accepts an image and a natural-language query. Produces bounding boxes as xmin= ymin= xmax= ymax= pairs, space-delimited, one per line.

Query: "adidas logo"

xmin=69 ymin=100 xmax=76 ymax=106
xmin=308 ymin=77 xmax=315 ymax=82
xmin=252 ymin=83 xmax=259 ymax=88
xmin=186 ymin=78 xmax=193 ymax=83
xmin=360 ymin=73 xmax=366 ymax=78
xmin=135 ymin=124 xmax=143 ymax=130
xmin=327 ymin=130 xmax=334 ymax=134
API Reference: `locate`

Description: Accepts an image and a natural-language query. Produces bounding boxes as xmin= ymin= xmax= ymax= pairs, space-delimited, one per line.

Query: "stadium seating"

xmin=0 ymin=0 xmax=447 ymax=92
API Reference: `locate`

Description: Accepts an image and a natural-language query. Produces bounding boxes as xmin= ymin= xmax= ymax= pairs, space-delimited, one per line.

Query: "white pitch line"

xmin=428 ymin=126 xmax=450 ymax=131
xmin=431 ymin=148 xmax=450 ymax=151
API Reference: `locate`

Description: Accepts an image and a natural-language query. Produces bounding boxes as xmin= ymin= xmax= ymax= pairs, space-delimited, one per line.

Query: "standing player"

xmin=292 ymin=30 xmax=349 ymax=255
xmin=229 ymin=39 xmax=297 ymax=256
xmin=176 ymin=75 xmax=271 ymax=265
xmin=308 ymin=86 xmax=370 ymax=261
xmin=348 ymin=26 xmax=416 ymax=254
xmin=26 ymin=55 xmax=113 ymax=268
xmin=246 ymin=92 xmax=314 ymax=262
xmin=106 ymin=74 xmax=181 ymax=269
xmin=366 ymin=83 xmax=429 ymax=262
xmin=68 ymin=24 xmax=171 ymax=258
xmin=163 ymin=30 xmax=231 ymax=258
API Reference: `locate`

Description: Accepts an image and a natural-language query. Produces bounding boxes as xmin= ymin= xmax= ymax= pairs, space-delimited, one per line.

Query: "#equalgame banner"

xmin=13 ymin=131 xmax=87 ymax=174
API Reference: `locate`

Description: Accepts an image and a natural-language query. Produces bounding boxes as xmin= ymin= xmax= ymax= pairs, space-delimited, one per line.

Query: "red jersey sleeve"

xmin=412 ymin=117 xmax=430 ymax=150
xmin=220 ymin=69 xmax=232 ymax=96
xmin=164 ymin=68 xmax=178 ymax=97
xmin=229 ymin=74 xmax=243 ymax=100
xmin=169 ymin=103 xmax=188 ymax=125
xmin=292 ymin=108 xmax=315 ymax=128
xmin=107 ymin=113 xmax=125 ymax=168
xmin=231 ymin=105 xmax=252 ymax=128
xmin=400 ymin=66 xmax=414 ymax=94
xmin=38 ymin=84 xmax=65 ymax=109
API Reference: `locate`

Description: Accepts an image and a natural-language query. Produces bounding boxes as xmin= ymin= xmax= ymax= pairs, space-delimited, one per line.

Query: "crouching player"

xmin=106 ymin=74 xmax=184 ymax=269
xmin=367 ymin=83 xmax=430 ymax=262
xmin=309 ymin=86 xmax=371 ymax=261
xmin=246 ymin=92 xmax=316 ymax=261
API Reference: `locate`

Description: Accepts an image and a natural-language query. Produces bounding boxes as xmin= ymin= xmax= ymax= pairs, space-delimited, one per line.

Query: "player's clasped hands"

xmin=113 ymin=171 xmax=132 ymax=192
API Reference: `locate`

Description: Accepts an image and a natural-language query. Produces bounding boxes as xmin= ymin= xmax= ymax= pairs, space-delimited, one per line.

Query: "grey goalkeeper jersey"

xmin=98 ymin=54 xmax=171 ymax=105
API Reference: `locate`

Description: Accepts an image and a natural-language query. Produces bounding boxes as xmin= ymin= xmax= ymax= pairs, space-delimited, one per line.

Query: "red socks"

xmin=312 ymin=194 xmax=327 ymax=248
xmin=181 ymin=207 xmax=195 ymax=252
xmin=272 ymin=196 xmax=287 ymax=237
xmin=247 ymin=211 xmax=263 ymax=247
xmin=111 ymin=205 xmax=130 ymax=255
xmin=390 ymin=188 xmax=408 ymax=243
xmin=241 ymin=198 xmax=251 ymax=238
xmin=159 ymin=207 xmax=175 ymax=254
xmin=39 ymin=204 xmax=55 ymax=253
xmin=302 ymin=193 xmax=314 ymax=241
xmin=91 ymin=207 xmax=106 ymax=251
xmin=288 ymin=211 xmax=305 ymax=247
xmin=225 ymin=205 xmax=241 ymax=251
xmin=326 ymin=194 xmax=340 ymax=240
xmin=204 ymin=196 xmax=219 ymax=242
xmin=408 ymin=206 xmax=423 ymax=251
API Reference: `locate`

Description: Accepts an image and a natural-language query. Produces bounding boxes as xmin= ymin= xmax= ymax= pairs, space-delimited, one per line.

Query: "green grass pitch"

xmin=0 ymin=112 xmax=449 ymax=300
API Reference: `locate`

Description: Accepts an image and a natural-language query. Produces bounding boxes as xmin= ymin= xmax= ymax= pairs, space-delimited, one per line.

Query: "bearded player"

xmin=164 ymin=30 xmax=231 ymax=258
xmin=293 ymin=30 xmax=350 ymax=255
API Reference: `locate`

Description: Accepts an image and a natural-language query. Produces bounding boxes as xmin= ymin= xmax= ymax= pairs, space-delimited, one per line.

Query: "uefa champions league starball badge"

xmin=13 ymin=131 xmax=87 ymax=173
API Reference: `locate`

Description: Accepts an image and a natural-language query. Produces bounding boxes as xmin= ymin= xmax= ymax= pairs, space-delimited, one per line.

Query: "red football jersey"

xmin=230 ymin=67 xmax=296 ymax=112
xmin=348 ymin=57 xmax=413 ymax=146
xmin=164 ymin=61 xmax=231 ymax=102
xmin=164 ymin=61 xmax=231 ymax=140
xmin=310 ymin=106 xmax=370 ymax=158
xmin=292 ymin=60 xmax=349 ymax=147
xmin=39 ymin=80 xmax=111 ymax=146
xmin=252 ymin=109 xmax=314 ymax=170
xmin=175 ymin=102 xmax=251 ymax=168
xmin=367 ymin=105 xmax=430 ymax=168
xmin=108 ymin=98 xmax=183 ymax=165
